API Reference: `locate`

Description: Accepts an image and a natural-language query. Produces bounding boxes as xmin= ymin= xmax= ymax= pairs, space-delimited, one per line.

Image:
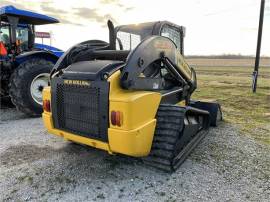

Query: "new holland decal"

xmin=64 ymin=80 xmax=91 ymax=86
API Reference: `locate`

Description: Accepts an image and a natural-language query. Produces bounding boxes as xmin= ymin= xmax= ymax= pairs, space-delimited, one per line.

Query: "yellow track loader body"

xmin=42 ymin=20 xmax=222 ymax=172
xmin=43 ymin=70 xmax=161 ymax=156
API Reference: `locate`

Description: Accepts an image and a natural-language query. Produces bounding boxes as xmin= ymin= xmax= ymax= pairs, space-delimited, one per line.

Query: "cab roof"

xmin=115 ymin=21 xmax=185 ymax=38
xmin=0 ymin=5 xmax=59 ymax=25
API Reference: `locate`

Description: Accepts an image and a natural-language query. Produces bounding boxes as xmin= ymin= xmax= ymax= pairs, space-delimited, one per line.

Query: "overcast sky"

xmin=1 ymin=0 xmax=269 ymax=56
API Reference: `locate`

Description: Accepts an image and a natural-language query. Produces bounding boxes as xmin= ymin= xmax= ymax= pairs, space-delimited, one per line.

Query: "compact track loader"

xmin=43 ymin=21 xmax=222 ymax=172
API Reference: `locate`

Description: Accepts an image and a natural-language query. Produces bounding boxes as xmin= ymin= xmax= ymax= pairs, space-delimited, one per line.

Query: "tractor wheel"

xmin=9 ymin=58 xmax=54 ymax=116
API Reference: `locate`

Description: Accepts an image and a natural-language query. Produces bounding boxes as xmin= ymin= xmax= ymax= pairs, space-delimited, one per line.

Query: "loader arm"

xmin=120 ymin=36 xmax=197 ymax=103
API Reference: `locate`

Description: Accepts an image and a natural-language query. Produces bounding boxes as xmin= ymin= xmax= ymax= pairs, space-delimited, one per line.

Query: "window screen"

xmin=116 ymin=31 xmax=141 ymax=50
xmin=161 ymin=25 xmax=181 ymax=50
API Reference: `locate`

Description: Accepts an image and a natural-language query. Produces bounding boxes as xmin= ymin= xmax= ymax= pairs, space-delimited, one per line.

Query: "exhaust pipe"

xmin=107 ymin=20 xmax=116 ymax=50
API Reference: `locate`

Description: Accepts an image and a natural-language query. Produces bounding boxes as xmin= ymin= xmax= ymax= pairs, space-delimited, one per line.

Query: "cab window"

xmin=16 ymin=26 xmax=29 ymax=51
xmin=0 ymin=25 xmax=10 ymax=45
xmin=116 ymin=31 xmax=141 ymax=50
xmin=161 ymin=25 xmax=181 ymax=50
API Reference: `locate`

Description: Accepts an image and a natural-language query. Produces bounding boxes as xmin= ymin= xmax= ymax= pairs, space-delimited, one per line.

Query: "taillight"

xmin=0 ymin=42 xmax=7 ymax=56
xmin=111 ymin=111 xmax=123 ymax=126
xmin=43 ymin=100 xmax=51 ymax=112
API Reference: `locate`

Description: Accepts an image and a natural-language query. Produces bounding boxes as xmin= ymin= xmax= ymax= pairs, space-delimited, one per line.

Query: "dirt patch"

xmin=0 ymin=143 xmax=96 ymax=167
xmin=0 ymin=145 xmax=53 ymax=167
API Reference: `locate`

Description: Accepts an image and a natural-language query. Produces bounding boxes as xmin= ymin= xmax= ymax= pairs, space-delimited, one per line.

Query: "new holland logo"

xmin=64 ymin=80 xmax=91 ymax=86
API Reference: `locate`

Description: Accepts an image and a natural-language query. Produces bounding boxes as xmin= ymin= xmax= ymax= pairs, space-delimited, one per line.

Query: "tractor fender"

xmin=34 ymin=43 xmax=64 ymax=58
xmin=14 ymin=50 xmax=59 ymax=66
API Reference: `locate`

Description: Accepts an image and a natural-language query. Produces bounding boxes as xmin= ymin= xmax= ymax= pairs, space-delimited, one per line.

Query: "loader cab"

xmin=113 ymin=21 xmax=190 ymax=94
xmin=0 ymin=5 xmax=59 ymax=56
xmin=115 ymin=21 xmax=185 ymax=55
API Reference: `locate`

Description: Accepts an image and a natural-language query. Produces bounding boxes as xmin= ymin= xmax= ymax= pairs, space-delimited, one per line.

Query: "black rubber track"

xmin=9 ymin=58 xmax=54 ymax=116
xmin=143 ymin=104 xmax=208 ymax=172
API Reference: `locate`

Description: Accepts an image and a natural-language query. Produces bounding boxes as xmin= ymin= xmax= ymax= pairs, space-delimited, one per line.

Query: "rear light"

xmin=43 ymin=100 xmax=51 ymax=112
xmin=0 ymin=42 xmax=7 ymax=56
xmin=111 ymin=111 xmax=123 ymax=126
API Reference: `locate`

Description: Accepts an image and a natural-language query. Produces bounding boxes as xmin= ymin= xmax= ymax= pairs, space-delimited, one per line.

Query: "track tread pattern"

xmin=143 ymin=104 xmax=186 ymax=172
xmin=143 ymin=104 xmax=210 ymax=172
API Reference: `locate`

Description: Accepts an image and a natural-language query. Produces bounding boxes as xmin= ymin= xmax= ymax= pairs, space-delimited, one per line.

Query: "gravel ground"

xmin=0 ymin=108 xmax=269 ymax=202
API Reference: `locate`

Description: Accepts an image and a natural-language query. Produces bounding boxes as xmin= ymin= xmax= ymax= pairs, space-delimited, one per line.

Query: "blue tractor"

xmin=0 ymin=5 xmax=63 ymax=116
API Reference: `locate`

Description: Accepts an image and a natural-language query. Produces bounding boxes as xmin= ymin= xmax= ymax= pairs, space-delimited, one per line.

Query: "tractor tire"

xmin=9 ymin=58 xmax=54 ymax=117
xmin=0 ymin=96 xmax=14 ymax=109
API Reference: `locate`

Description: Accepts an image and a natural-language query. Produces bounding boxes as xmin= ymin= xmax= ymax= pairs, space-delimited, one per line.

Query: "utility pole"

xmin=252 ymin=0 xmax=265 ymax=93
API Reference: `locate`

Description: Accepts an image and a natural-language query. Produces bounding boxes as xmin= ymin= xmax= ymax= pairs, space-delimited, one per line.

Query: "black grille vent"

xmin=52 ymin=80 xmax=109 ymax=141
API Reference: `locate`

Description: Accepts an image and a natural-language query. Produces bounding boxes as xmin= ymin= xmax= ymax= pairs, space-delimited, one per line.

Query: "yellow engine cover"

xmin=42 ymin=70 xmax=161 ymax=157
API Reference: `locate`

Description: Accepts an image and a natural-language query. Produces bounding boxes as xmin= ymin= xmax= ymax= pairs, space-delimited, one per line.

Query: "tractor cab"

xmin=115 ymin=21 xmax=185 ymax=55
xmin=0 ymin=5 xmax=59 ymax=56
xmin=0 ymin=23 xmax=31 ymax=53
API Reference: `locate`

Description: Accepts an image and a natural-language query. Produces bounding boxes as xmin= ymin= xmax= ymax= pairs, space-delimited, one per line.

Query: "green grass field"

xmin=192 ymin=66 xmax=270 ymax=145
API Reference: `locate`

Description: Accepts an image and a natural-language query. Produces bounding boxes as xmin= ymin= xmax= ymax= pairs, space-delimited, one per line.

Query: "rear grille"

xmin=52 ymin=80 xmax=109 ymax=141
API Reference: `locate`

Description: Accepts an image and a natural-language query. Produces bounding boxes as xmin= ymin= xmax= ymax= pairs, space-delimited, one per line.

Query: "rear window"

xmin=116 ymin=31 xmax=141 ymax=50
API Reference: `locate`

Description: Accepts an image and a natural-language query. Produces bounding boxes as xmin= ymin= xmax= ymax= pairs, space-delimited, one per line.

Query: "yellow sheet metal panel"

xmin=62 ymin=133 xmax=111 ymax=153
xmin=42 ymin=113 xmax=112 ymax=153
xmin=42 ymin=113 xmax=56 ymax=134
xmin=108 ymin=71 xmax=161 ymax=131
xmin=108 ymin=119 xmax=157 ymax=156
xmin=175 ymin=52 xmax=192 ymax=80
xmin=43 ymin=110 xmax=156 ymax=157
